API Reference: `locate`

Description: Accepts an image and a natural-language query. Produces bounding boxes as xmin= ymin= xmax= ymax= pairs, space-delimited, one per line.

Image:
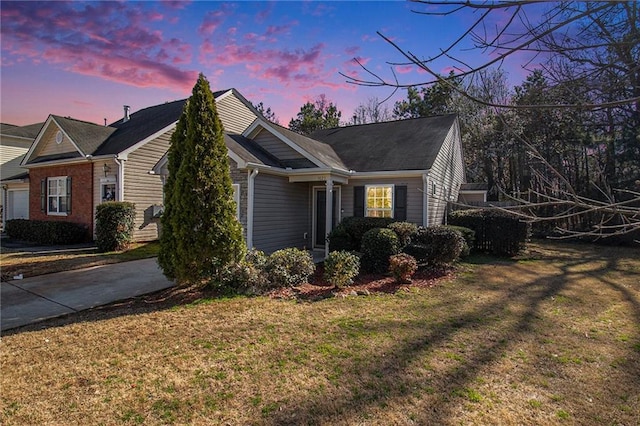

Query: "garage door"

xmin=8 ymin=190 xmax=29 ymax=220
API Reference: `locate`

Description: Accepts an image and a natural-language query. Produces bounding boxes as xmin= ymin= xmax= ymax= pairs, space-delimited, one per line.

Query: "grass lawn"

xmin=0 ymin=241 xmax=160 ymax=281
xmin=1 ymin=241 xmax=638 ymax=425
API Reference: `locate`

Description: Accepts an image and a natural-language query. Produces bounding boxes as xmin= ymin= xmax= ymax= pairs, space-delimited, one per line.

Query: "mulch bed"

xmin=269 ymin=265 xmax=455 ymax=301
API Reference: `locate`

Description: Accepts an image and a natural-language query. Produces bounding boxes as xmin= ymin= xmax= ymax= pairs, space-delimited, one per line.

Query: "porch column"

xmin=324 ymin=178 xmax=333 ymax=259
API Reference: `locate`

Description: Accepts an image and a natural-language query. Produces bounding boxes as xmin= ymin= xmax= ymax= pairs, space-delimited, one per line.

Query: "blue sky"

xmin=1 ymin=1 xmax=534 ymax=126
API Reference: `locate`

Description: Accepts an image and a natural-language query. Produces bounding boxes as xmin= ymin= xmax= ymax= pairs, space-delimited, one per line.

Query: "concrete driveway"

xmin=1 ymin=258 xmax=174 ymax=331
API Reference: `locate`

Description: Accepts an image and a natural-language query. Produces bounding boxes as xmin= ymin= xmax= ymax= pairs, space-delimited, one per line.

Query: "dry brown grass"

xmin=1 ymin=241 xmax=638 ymax=425
xmin=0 ymin=242 xmax=160 ymax=281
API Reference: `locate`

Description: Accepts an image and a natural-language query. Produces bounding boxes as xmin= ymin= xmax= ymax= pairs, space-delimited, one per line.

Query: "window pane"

xmin=59 ymin=197 xmax=68 ymax=213
xmin=49 ymin=197 xmax=58 ymax=213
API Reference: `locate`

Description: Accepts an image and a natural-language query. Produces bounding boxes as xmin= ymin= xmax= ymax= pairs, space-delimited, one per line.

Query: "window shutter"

xmin=354 ymin=186 xmax=364 ymax=217
xmin=394 ymin=185 xmax=407 ymax=221
xmin=66 ymin=176 xmax=72 ymax=214
xmin=40 ymin=179 xmax=46 ymax=212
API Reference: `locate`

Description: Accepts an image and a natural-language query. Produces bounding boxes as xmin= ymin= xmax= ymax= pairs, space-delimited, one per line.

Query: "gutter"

xmin=246 ymin=168 xmax=259 ymax=249
xmin=114 ymin=156 xmax=125 ymax=202
xmin=423 ymin=173 xmax=430 ymax=227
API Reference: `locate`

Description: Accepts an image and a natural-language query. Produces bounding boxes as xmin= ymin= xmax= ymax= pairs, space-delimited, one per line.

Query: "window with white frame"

xmin=365 ymin=184 xmax=393 ymax=218
xmin=48 ymin=176 xmax=68 ymax=215
xmin=232 ymin=184 xmax=240 ymax=219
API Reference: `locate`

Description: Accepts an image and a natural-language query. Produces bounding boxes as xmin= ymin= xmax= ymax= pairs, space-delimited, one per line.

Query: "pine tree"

xmin=158 ymin=73 xmax=246 ymax=283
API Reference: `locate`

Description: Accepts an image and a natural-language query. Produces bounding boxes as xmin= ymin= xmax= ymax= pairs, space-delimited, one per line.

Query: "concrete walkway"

xmin=1 ymin=258 xmax=174 ymax=331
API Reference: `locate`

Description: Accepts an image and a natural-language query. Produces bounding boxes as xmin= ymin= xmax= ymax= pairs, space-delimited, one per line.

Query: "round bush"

xmin=389 ymin=253 xmax=418 ymax=283
xmin=266 ymin=248 xmax=315 ymax=287
xmin=407 ymin=226 xmax=465 ymax=266
xmin=360 ymin=227 xmax=400 ymax=273
xmin=324 ymin=250 xmax=360 ymax=288
xmin=95 ymin=202 xmax=136 ymax=252
xmin=388 ymin=221 xmax=418 ymax=246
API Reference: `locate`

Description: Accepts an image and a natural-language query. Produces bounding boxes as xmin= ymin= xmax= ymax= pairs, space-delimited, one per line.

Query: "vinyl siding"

xmin=253 ymin=173 xmax=310 ymax=253
xmin=0 ymin=137 xmax=30 ymax=180
xmin=123 ymin=131 xmax=172 ymax=241
xmin=427 ymin=122 xmax=465 ymax=226
xmin=216 ymin=93 xmax=258 ymax=134
xmin=229 ymin=159 xmax=248 ymax=239
xmin=35 ymin=124 xmax=77 ymax=157
xmin=253 ymin=128 xmax=307 ymax=162
xmin=341 ymin=177 xmax=424 ymax=225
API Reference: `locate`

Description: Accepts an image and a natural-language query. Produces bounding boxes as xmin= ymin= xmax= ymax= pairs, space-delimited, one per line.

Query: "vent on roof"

xmin=123 ymin=105 xmax=131 ymax=122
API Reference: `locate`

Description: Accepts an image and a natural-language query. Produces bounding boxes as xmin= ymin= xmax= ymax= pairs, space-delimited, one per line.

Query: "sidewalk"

xmin=1 ymin=257 xmax=174 ymax=331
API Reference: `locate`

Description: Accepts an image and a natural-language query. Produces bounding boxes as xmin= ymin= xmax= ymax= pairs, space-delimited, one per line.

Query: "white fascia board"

xmin=51 ymin=116 xmax=87 ymax=157
xmin=227 ymin=148 xmax=247 ymax=169
xmin=118 ymin=122 xmax=178 ymax=159
xmin=21 ymin=116 xmax=59 ymax=166
xmin=21 ymin=156 xmax=91 ymax=169
xmin=242 ymin=121 xmax=326 ymax=168
xmin=0 ymin=177 xmax=29 ymax=184
xmin=348 ymin=169 xmax=430 ymax=179
xmin=458 ymin=190 xmax=488 ymax=194
xmin=214 ymin=89 xmax=234 ymax=102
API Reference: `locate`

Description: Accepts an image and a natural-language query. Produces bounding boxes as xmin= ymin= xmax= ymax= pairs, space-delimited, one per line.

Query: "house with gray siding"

xmin=11 ymin=88 xmax=469 ymax=258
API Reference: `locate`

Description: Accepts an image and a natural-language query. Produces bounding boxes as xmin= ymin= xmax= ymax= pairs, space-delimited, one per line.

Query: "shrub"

xmin=405 ymin=226 xmax=465 ymax=266
xmin=95 ymin=202 xmax=136 ymax=252
xmin=266 ymin=248 xmax=315 ymax=287
xmin=443 ymin=225 xmax=475 ymax=257
xmin=388 ymin=221 xmax=418 ymax=247
xmin=219 ymin=249 xmax=272 ymax=294
xmin=449 ymin=209 xmax=530 ymax=256
xmin=389 ymin=253 xmax=418 ymax=283
xmin=360 ymin=227 xmax=400 ymax=273
xmin=328 ymin=216 xmax=396 ymax=252
xmin=4 ymin=219 xmax=90 ymax=245
xmin=326 ymin=225 xmax=353 ymax=252
xmin=324 ymin=250 xmax=360 ymax=288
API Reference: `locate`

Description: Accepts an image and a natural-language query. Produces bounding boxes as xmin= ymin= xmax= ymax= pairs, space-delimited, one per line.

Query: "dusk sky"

xmin=1 ymin=1 xmax=537 ymax=127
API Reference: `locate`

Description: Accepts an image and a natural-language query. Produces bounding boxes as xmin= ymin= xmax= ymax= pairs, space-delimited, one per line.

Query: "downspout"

xmin=324 ymin=178 xmax=333 ymax=260
xmin=114 ymin=157 xmax=125 ymax=202
xmin=422 ymin=173 xmax=429 ymax=227
xmin=247 ymin=168 xmax=259 ymax=249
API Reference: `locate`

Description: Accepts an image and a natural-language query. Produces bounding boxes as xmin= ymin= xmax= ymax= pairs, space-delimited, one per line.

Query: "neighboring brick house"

xmin=18 ymin=89 xmax=259 ymax=241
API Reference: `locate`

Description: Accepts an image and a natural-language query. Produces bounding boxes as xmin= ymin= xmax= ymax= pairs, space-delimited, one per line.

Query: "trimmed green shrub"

xmin=4 ymin=219 xmax=90 ymax=245
xmin=326 ymin=225 xmax=353 ymax=252
xmin=443 ymin=225 xmax=475 ymax=257
xmin=449 ymin=209 xmax=530 ymax=256
xmin=266 ymin=248 xmax=315 ymax=287
xmin=389 ymin=253 xmax=418 ymax=283
xmin=95 ymin=202 xmax=136 ymax=252
xmin=388 ymin=221 xmax=418 ymax=247
xmin=404 ymin=226 xmax=464 ymax=266
xmin=360 ymin=227 xmax=400 ymax=273
xmin=328 ymin=216 xmax=396 ymax=252
xmin=219 ymin=249 xmax=271 ymax=294
xmin=324 ymin=250 xmax=360 ymax=288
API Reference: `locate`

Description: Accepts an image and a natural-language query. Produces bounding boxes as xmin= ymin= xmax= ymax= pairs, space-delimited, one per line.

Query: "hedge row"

xmin=4 ymin=219 xmax=91 ymax=245
xmin=448 ymin=209 xmax=530 ymax=256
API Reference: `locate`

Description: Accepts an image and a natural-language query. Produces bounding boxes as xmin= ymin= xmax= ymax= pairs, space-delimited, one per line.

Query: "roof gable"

xmin=310 ymin=114 xmax=457 ymax=172
xmin=23 ymin=115 xmax=115 ymax=165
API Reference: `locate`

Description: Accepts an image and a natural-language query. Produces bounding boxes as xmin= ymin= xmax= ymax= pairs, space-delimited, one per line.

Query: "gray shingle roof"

xmin=310 ymin=114 xmax=457 ymax=172
xmin=1 ymin=122 xmax=44 ymax=139
xmin=225 ymin=134 xmax=283 ymax=168
xmin=460 ymin=183 xmax=488 ymax=191
xmin=52 ymin=115 xmax=117 ymax=156
xmin=271 ymin=123 xmax=346 ymax=169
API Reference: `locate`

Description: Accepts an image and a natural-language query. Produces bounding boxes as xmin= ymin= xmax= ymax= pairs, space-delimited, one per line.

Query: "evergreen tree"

xmin=289 ymin=94 xmax=341 ymax=135
xmin=158 ymin=73 xmax=246 ymax=283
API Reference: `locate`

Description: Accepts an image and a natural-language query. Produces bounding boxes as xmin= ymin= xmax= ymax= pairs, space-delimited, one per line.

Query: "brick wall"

xmin=29 ymin=163 xmax=94 ymax=231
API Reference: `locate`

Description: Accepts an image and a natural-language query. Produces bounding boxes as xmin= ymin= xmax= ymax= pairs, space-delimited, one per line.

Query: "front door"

xmin=314 ymin=187 xmax=340 ymax=248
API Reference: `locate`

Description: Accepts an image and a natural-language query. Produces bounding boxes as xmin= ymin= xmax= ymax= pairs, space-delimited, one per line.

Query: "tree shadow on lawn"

xmin=265 ymin=245 xmax=640 ymax=425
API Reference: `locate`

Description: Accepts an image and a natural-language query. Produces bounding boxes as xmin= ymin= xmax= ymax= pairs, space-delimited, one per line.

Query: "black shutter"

xmin=394 ymin=185 xmax=407 ymax=221
xmin=66 ymin=176 xmax=72 ymax=214
xmin=354 ymin=186 xmax=364 ymax=217
xmin=40 ymin=179 xmax=46 ymax=212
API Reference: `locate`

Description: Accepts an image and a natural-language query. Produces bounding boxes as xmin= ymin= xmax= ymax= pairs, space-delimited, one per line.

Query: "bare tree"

xmin=344 ymin=1 xmax=639 ymax=241
xmin=351 ymin=97 xmax=392 ymax=124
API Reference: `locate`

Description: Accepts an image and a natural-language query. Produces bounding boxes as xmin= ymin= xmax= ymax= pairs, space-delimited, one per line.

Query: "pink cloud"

xmin=344 ymin=46 xmax=360 ymax=56
xmin=198 ymin=10 xmax=225 ymax=36
xmin=1 ymin=1 xmax=196 ymax=92
xmin=396 ymin=65 xmax=414 ymax=74
xmin=265 ymin=21 xmax=298 ymax=37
